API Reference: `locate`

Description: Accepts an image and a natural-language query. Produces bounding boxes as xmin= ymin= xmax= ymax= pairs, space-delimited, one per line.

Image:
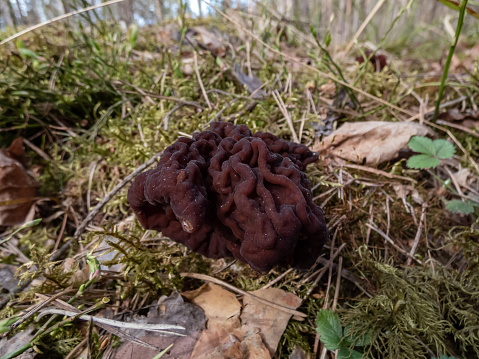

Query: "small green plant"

xmin=407 ymin=136 xmax=455 ymax=169
xmin=444 ymin=198 xmax=478 ymax=215
xmin=407 ymin=136 xmax=478 ymax=215
xmin=316 ymin=309 xmax=370 ymax=359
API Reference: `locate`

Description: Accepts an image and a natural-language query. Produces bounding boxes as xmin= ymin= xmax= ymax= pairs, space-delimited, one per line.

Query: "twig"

xmin=436 ymin=120 xmax=479 ymax=139
xmin=73 ymin=151 xmax=162 ymax=238
xmin=340 ymin=163 xmax=417 ymax=183
xmin=36 ymin=294 xmax=164 ymax=351
xmin=407 ymin=204 xmax=427 ymax=266
xmin=87 ymin=159 xmax=100 ymax=211
xmin=194 ymin=52 xmax=212 ymax=110
xmin=118 ymin=89 xmax=203 ymax=108
xmin=53 ymin=213 xmax=68 ymax=252
xmin=203 ymin=0 xmax=415 ymax=118
xmin=261 ymin=268 xmax=294 ymax=290
xmin=343 ymin=0 xmax=387 ymax=54
xmin=180 ymin=272 xmax=307 ymax=318
xmin=164 ymin=104 xmax=184 ymax=130
xmin=64 ymin=338 xmax=87 ymax=359
xmin=6 ymin=289 xmax=74 ymax=334
xmin=366 ymin=223 xmax=423 ymax=265
xmin=272 ymin=90 xmax=300 ymax=143
xmin=332 ymin=257 xmax=343 ymax=311
xmin=365 ymin=203 xmax=374 ymax=246
xmin=22 ymin=138 xmax=53 ymax=162
xmin=0 ymin=0 xmax=125 ymax=46
xmin=37 ymin=309 xmax=185 ymax=335
xmin=316 ymin=257 xmax=372 ymax=298
xmin=212 ymin=259 xmax=238 ymax=275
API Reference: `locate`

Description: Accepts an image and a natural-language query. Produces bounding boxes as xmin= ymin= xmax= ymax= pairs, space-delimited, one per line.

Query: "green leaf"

xmin=407 ymin=155 xmax=440 ymax=169
xmin=325 ymin=31 xmax=332 ymax=47
xmin=408 ymin=136 xmax=435 ymax=156
xmin=432 ymin=355 xmax=458 ymax=359
xmin=15 ymin=39 xmax=25 ymax=49
xmin=435 ymin=0 xmax=479 ymax=19
xmin=445 ymin=200 xmax=476 ymax=214
xmin=337 ymin=347 xmax=364 ymax=359
xmin=18 ymin=48 xmax=39 ymax=59
xmin=316 ymin=309 xmax=343 ymax=351
xmin=128 ymin=24 xmax=139 ymax=47
xmin=433 ymin=139 xmax=455 ymax=159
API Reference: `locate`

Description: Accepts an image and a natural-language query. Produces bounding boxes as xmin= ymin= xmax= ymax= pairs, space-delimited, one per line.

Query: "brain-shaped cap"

xmin=128 ymin=122 xmax=328 ymax=272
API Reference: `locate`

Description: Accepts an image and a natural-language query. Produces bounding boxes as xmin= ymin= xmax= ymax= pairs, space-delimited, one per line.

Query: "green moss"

xmin=341 ymin=246 xmax=479 ymax=359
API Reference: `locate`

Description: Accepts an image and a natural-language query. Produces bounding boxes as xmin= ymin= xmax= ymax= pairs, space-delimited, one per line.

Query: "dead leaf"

xmin=451 ymin=168 xmax=473 ymax=188
xmin=190 ymin=327 xmax=242 ymax=359
xmin=112 ymin=292 xmax=206 ymax=359
xmin=392 ymin=184 xmax=423 ymax=205
xmin=0 ymin=138 xmax=39 ymax=226
xmin=62 ymin=258 xmax=90 ymax=287
xmin=230 ymin=63 xmax=266 ymax=99
xmin=185 ymin=26 xmax=226 ymax=58
xmin=438 ymin=108 xmax=479 ymax=130
xmin=239 ymin=288 xmax=302 ymax=356
xmin=313 ymin=121 xmax=435 ymax=165
xmin=182 ymin=283 xmax=241 ymax=331
xmin=0 ymin=326 xmax=36 ymax=358
xmin=190 ymin=327 xmax=270 ymax=359
xmin=0 ymin=264 xmax=20 ymax=293
xmin=186 ymin=284 xmax=300 ymax=358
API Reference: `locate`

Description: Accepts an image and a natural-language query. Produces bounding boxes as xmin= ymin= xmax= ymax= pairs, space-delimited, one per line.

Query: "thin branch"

xmin=407 ymin=204 xmax=427 ymax=266
xmin=0 ymin=0 xmax=125 ymax=46
xmin=194 ymin=52 xmax=212 ymax=110
xmin=74 ymin=151 xmax=162 ymax=238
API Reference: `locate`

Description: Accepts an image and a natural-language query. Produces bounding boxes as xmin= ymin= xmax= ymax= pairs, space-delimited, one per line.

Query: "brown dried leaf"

xmin=312 ymin=121 xmax=435 ymax=165
xmin=182 ymin=283 xmax=241 ymax=331
xmin=190 ymin=327 xmax=270 ymax=359
xmin=185 ymin=26 xmax=226 ymax=58
xmin=187 ymin=285 xmax=299 ymax=358
xmin=438 ymin=108 xmax=479 ymax=129
xmin=239 ymin=288 xmax=302 ymax=356
xmin=392 ymin=184 xmax=423 ymax=205
xmin=112 ymin=292 xmax=206 ymax=359
xmin=0 ymin=138 xmax=39 ymax=226
xmin=451 ymin=168 xmax=473 ymax=188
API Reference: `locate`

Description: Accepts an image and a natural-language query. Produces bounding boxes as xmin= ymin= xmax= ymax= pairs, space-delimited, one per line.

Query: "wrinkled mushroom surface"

xmin=128 ymin=122 xmax=328 ymax=272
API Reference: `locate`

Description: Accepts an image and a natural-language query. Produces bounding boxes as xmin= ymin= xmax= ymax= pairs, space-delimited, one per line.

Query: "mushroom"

xmin=128 ymin=122 xmax=328 ymax=272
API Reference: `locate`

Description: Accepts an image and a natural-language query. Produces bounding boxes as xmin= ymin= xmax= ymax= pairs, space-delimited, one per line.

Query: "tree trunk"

xmin=155 ymin=0 xmax=163 ymax=23
xmin=27 ymin=0 xmax=40 ymax=24
xmin=62 ymin=0 xmax=71 ymax=14
xmin=2 ymin=0 xmax=15 ymax=28
xmin=197 ymin=0 xmax=202 ymax=18
xmin=120 ymin=0 xmax=134 ymax=24
xmin=14 ymin=0 xmax=27 ymax=25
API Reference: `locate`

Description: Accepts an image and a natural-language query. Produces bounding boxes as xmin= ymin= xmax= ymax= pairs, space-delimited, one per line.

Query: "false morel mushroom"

xmin=127 ymin=122 xmax=328 ymax=272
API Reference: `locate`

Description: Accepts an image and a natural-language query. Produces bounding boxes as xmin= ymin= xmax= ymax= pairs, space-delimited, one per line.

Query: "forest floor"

xmin=0 ymin=5 xmax=479 ymax=359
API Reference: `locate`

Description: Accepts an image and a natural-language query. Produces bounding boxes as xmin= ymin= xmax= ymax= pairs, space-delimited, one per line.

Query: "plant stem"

xmin=432 ymin=0 xmax=468 ymax=121
xmin=0 ymin=276 xmax=100 ymax=359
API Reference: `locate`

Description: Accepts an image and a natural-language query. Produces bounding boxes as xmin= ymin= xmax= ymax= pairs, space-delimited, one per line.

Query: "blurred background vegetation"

xmin=1 ymin=0 xmax=478 ymax=48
